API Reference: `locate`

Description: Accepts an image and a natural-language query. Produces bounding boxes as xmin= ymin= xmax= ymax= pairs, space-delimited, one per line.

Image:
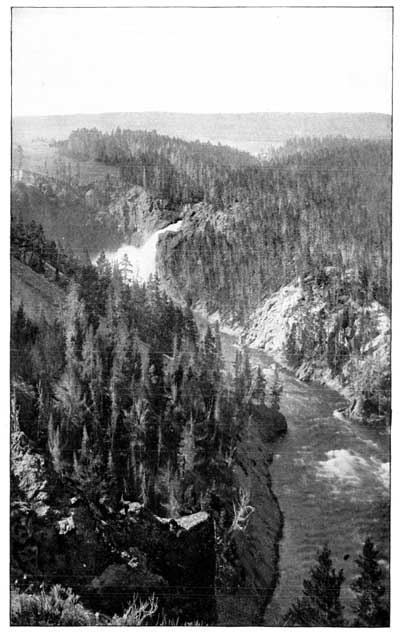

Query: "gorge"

xmin=99 ymin=219 xmax=390 ymax=624
xmin=10 ymin=127 xmax=391 ymax=626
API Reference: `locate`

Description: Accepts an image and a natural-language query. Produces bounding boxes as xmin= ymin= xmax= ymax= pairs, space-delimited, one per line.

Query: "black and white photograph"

xmin=8 ymin=2 xmax=394 ymax=627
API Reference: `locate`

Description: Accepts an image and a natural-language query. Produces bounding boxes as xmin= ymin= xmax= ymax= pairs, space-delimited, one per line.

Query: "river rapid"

xmin=214 ymin=327 xmax=390 ymax=624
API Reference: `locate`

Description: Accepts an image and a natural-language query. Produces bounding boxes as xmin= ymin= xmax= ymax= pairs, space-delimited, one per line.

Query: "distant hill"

xmin=13 ymin=111 xmax=391 ymax=155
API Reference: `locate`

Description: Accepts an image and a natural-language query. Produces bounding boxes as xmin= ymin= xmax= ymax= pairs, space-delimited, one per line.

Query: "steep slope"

xmin=11 ymin=430 xmax=217 ymax=623
xmin=11 ymin=175 xmax=181 ymax=257
xmin=155 ymin=138 xmax=391 ymax=426
xmin=217 ymin=404 xmax=286 ymax=625
xmin=244 ymin=276 xmax=390 ymax=424
xmin=11 ymin=239 xmax=289 ymax=626
xmin=11 ymin=257 xmax=65 ymax=322
xmin=106 ymin=184 xmax=181 ymax=243
xmin=157 ymin=138 xmax=391 ymax=320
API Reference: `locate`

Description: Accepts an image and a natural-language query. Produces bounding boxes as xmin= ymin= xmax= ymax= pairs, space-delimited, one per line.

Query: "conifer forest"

xmin=10 ymin=5 xmax=392 ymax=628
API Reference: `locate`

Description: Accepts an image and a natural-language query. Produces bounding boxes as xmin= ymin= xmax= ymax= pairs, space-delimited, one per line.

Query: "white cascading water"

xmin=93 ymin=220 xmax=182 ymax=282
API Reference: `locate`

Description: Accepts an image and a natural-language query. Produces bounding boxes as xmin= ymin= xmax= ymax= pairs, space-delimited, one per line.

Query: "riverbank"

xmin=201 ymin=298 xmax=390 ymax=431
xmin=194 ymin=314 xmax=287 ymax=624
xmin=207 ymin=323 xmax=389 ymax=624
xmin=215 ymin=405 xmax=285 ymax=625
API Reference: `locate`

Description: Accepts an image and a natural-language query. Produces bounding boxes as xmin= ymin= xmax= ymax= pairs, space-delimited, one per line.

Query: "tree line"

xmin=284 ymin=539 xmax=389 ymax=627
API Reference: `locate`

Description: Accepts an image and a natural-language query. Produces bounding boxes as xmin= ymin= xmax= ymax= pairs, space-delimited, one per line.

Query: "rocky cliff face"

xmin=106 ymin=185 xmax=181 ymax=245
xmin=156 ymin=202 xmax=221 ymax=305
xmin=244 ymin=277 xmax=390 ymax=424
xmin=11 ymin=430 xmax=216 ymax=624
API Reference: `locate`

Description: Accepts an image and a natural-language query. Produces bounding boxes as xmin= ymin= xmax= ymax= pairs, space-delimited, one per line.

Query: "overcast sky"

xmin=12 ymin=7 xmax=392 ymax=117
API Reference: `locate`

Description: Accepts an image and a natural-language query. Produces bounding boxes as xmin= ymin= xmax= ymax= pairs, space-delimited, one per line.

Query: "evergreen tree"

xmin=253 ymin=366 xmax=266 ymax=404
xmin=233 ymin=350 xmax=245 ymax=405
xmin=351 ymin=538 xmax=389 ymax=627
xmin=270 ymin=366 xmax=283 ymax=411
xmin=120 ymin=253 xmax=133 ymax=283
xmin=242 ymin=351 xmax=253 ymax=402
xmin=48 ymin=416 xmax=63 ymax=475
xmin=284 ymin=545 xmax=346 ymax=626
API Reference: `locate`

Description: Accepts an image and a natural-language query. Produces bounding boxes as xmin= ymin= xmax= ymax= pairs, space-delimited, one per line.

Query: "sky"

xmin=12 ymin=6 xmax=392 ymax=117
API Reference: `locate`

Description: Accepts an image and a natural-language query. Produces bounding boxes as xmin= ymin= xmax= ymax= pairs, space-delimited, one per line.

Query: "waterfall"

xmin=93 ymin=220 xmax=182 ymax=282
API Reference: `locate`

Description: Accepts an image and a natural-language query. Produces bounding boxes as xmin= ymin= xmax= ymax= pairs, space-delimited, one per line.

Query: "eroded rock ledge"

xmin=11 ymin=431 xmax=216 ymax=624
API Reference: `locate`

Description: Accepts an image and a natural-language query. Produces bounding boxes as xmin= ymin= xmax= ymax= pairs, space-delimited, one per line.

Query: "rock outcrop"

xmin=107 ymin=185 xmax=181 ymax=244
xmin=11 ymin=431 xmax=216 ymax=624
xmin=156 ymin=202 xmax=230 ymax=307
xmin=244 ymin=277 xmax=390 ymax=424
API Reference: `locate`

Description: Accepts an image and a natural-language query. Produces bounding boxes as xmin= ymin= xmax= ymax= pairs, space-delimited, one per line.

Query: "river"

xmin=104 ymin=223 xmax=390 ymax=624
xmin=214 ymin=326 xmax=390 ymax=624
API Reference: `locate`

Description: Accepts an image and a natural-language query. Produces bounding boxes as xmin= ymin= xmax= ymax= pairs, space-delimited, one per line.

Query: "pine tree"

xmin=80 ymin=425 xmax=90 ymax=470
xmin=253 ymin=366 xmax=266 ymax=404
xmin=244 ymin=350 xmax=253 ymax=391
xmin=48 ymin=416 xmax=63 ymax=475
xmin=36 ymin=380 xmax=48 ymax=445
xmin=233 ymin=350 xmax=245 ymax=405
xmin=351 ymin=538 xmax=389 ymax=627
xmin=178 ymin=417 xmax=196 ymax=476
xmin=96 ymin=250 xmax=112 ymax=277
xmin=285 ymin=323 xmax=302 ymax=368
xmin=81 ymin=326 xmax=103 ymax=446
xmin=54 ymin=283 xmax=89 ymax=453
xmin=270 ymin=366 xmax=283 ymax=411
xmin=284 ymin=545 xmax=345 ymax=626
xmin=120 ymin=253 xmax=133 ymax=283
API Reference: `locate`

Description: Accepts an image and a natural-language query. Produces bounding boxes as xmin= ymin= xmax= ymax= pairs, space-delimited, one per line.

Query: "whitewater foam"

xmin=94 ymin=221 xmax=182 ymax=282
xmin=321 ymin=448 xmax=367 ymax=480
xmin=316 ymin=448 xmax=390 ymax=496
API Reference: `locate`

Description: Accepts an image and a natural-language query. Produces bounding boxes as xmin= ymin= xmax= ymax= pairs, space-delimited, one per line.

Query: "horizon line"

xmin=13 ymin=109 xmax=392 ymax=120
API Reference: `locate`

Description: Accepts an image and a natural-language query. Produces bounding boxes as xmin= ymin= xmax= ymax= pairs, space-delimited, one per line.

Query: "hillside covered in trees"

xmin=11 ymin=125 xmax=391 ymax=624
xmin=159 ymin=137 xmax=390 ymax=316
xmin=11 ymin=218 xmax=287 ymax=623
xmin=49 ymin=130 xmax=391 ymax=318
xmin=55 ymin=127 xmax=258 ymax=205
xmin=12 ymin=131 xmax=391 ymax=425
xmin=156 ymin=137 xmax=391 ymax=424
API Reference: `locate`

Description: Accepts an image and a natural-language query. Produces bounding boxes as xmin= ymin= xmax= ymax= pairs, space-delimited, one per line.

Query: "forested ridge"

xmin=155 ymin=136 xmax=391 ymax=423
xmin=11 ymin=126 xmax=391 ymax=623
xmin=160 ymin=137 xmax=391 ymax=316
xmin=56 ymin=127 xmax=257 ymax=206
xmin=12 ymin=131 xmax=391 ymax=426
xmin=12 ymin=128 xmax=257 ymax=254
xmin=11 ymin=172 xmax=125 ymax=255
xmin=11 ymin=261 xmax=247 ymax=518
xmin=54 ymin=130 xmax=391 ymax=317
xmin=11 ymin=224 xmax=286 ymax=622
